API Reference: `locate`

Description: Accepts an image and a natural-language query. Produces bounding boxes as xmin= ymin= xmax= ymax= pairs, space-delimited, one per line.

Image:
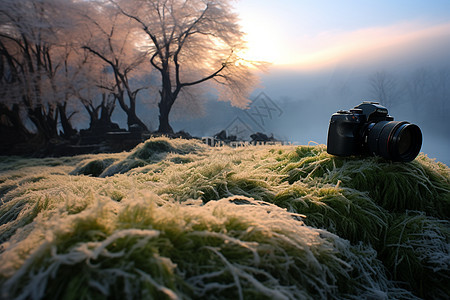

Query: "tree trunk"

xmin=27 ymin=103 xmax=59 ymax=141
xmin=157 ymin=71 xmax=175 ymax=134
xmin=0 ymin=103 xmax=31 ymax=138
xmin=99 ymin=94 xmax=115 ymax=125
xmin=115 ymin=92 xmax=148 ymax=132
xmin=157 ymin=100 xmax=173 ymax=134
xmin=127 ymin=110 xmax=148 ymax=132
xmin=57 ymin=102 xmax=77 ymax=139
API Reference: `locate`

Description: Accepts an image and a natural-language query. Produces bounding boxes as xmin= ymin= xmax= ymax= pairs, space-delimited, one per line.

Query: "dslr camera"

xmin=327 ymin=102 xmax=422 ymax=162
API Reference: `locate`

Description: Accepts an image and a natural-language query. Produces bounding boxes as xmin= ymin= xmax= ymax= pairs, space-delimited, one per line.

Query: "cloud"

xmin=280 ymin=21 xmax=450 ymax=71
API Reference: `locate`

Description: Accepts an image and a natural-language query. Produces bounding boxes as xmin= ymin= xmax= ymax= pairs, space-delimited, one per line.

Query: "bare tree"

xmin=403 ymin=66 xmax=450 ymax=119
xmin=404 ymin=67 xmax=431 ymax=114
xmin=430 ymin=67 xmax=450 ymax=118
xmin=73 ymin=62 xmax=118 ymax=133
xmin=0 ymin=40 xmax=33 ymax=144
xmin=369 ymin=71 xmax=401 ymax=108
xmin=112 ymin=0 xmax=261 ymax=133
xmin=0 ymin=0 xmax=81 ymax=144
xmin=80 ymin=3 xmax=149 ymax=131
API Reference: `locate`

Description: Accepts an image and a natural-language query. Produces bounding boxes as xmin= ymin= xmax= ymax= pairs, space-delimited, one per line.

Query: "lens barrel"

xmin=366 ymin=121 xmax=422 ymax=162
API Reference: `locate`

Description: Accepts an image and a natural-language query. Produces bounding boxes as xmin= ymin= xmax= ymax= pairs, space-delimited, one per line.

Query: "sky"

xmin=235 ymin=0 xmax=450 ymax=70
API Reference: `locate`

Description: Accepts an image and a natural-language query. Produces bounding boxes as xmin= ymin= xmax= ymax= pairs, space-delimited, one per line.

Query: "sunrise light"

xmin=236 ymin=1 xmax=450 ymax=72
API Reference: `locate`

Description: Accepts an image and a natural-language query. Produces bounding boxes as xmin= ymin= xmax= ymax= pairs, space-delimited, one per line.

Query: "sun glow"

xmin=291 ymin=22 xmax=450 ymax=70
xmin=238 ymin=15 xmax=295 ymax=65
xmin=239 ymin=19 xmax=450 ymax=71
xmin=237 ymin=41 xmax=283 ymax=64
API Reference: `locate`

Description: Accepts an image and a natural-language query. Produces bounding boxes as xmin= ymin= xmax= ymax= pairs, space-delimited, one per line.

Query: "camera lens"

xmin=398 ymin=127 xmax=413 ymax=155
xmin=367 ymin=121 xmax=422 ymax=162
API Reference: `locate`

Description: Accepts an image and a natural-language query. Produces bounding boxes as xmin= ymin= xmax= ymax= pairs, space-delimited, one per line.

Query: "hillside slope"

xmin=0 ymin=137 xmax=449 ymax=299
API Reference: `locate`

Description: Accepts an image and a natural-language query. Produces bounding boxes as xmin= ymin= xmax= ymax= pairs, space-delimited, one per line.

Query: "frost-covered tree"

xmin=112 ymin=0 xmax=260 ymax=133
xmin=69 ymin=48 xmax=118 ymax=133
xmin=0 ymin=0 xmax=82 ymax=143
xmin=80 ymin=2 xmax=149 ymax=131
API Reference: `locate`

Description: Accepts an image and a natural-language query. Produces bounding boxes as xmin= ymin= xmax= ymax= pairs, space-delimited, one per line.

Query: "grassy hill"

xmin=0 ymin=137 xmax=449 ymax=299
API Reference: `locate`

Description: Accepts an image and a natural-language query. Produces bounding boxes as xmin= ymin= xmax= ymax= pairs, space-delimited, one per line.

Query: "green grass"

xmin=0 ymin=137 xmax=448 ymax=299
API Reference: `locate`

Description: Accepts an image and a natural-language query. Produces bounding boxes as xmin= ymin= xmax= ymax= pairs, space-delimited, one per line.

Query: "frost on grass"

xmin=0 ymin=195 xmax=407 ymax=299
xmin=0 ymin=137 xmax=449 ymax=299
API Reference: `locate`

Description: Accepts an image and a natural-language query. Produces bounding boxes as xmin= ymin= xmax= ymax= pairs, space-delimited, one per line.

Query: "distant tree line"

xmin=0 ymin=0 xmax=261 ymax=155
xmin=369 ymin=67 xmax=450 ymax=118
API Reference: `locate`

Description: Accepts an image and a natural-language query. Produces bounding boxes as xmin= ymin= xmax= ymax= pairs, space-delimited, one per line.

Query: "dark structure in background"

xmin=202 ymin=130 xmax=284 ymax=147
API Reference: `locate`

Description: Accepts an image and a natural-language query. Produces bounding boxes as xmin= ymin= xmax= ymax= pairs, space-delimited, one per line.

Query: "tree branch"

xmin=82 ymin=45 xmax=114 ymax=67
xmin=110 ymin=0 xmax=164 ymax=64
xmin=174 ymin=3 xmax=210 ymax=88
xmin=180 ymin=62 xmax=228 ymax=88
xmin=180 ymin=50 xmax=234 ymax=89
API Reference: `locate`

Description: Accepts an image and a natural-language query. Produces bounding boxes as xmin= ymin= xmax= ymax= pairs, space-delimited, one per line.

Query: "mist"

xmin=106 ymin=19 xmax=450 ymax=165
xmin=163 ymin=54 xmax=450 ymax=165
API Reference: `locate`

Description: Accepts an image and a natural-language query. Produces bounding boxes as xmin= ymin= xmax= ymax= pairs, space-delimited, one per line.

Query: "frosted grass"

xmin=0 ymin=194 xmax=406 ymax=299
xmin=1 ymin=137 xmax=448 ymax=299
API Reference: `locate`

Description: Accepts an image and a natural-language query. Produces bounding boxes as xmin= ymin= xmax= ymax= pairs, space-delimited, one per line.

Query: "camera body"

xmin=327 ymin=102 xmax=422 ymax=162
